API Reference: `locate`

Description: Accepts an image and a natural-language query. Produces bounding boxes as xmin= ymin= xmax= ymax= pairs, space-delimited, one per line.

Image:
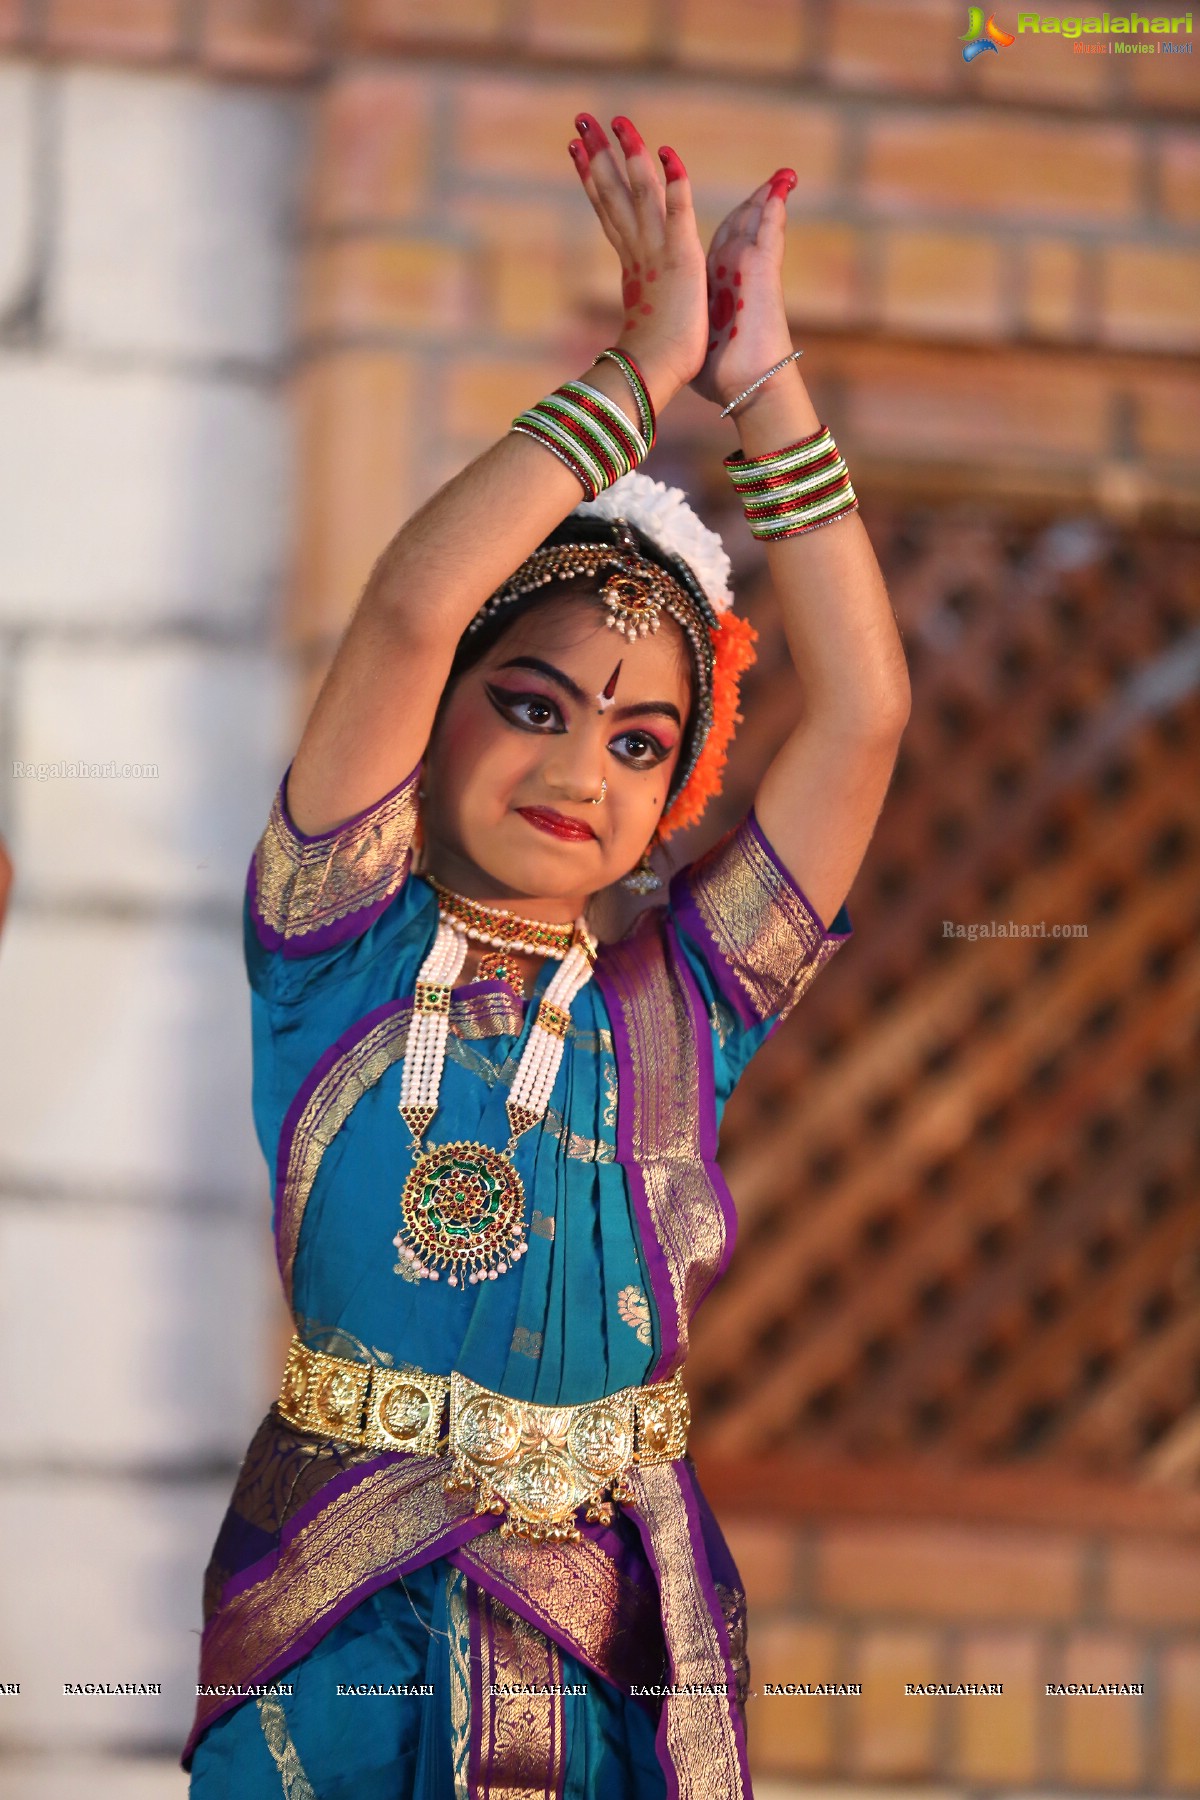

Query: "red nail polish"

xmin=658 ymin=146 xmax=686 ymax=183
xmin=769 ymin=176 xmax=792 ymax=203
xmin=612 ymin=116 xmax=645 ymax=152
xmin=568 ymin=139 xmax=589 ymax=173
xmin=575 ymin=113 xmax=609 ymax=150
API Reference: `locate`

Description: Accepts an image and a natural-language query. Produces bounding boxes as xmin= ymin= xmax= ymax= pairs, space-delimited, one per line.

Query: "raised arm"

xmin=692 ymin=176 xmax=912 ymax=934
xmin=285 ymin=114 xmax=708 ymax=837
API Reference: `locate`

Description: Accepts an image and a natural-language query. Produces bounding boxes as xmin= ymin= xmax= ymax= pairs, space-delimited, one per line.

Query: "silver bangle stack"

xmin=718 ymin=349 xmax=805 ymax=420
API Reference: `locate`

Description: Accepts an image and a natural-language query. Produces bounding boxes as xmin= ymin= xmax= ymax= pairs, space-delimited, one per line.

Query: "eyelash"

xmin=486 ymin=685 xmax=672 ymax=770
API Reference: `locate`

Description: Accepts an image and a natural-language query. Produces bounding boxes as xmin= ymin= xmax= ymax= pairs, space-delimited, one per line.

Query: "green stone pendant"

xmin=393 ymin=1140 xmax=529 ymax=1289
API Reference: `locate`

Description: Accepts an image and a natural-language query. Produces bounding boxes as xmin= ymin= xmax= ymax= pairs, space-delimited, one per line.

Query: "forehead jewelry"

xmin=596 ymin=661 xmax=622 ymax=713
xmin=393 ymin=890 xmax=598 ymax=1288
xmin=472 ymin=536 xmax=717 ymax=804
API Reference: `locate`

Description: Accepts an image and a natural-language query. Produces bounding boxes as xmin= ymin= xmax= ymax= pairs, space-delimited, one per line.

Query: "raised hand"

xmin=692 ymin=168 xmax=798 ymax=409
xmin=569 ymin=114 xmax=709 ymax=408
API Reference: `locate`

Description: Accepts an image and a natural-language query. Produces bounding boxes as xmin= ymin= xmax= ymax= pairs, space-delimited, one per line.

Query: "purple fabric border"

xmin=744 ymin=803 xmax=853 ymax=942
xmin=246 ymin=757 xmax=421 ymax=960
xmin=593 ymin=909 xmax=739 ymax=1382
xmin=673 ymin=1462 xmax=754 ymax=1799
xmin=663 ymin=914 xmax=719 ymax=1168
xmin=181 ymin=1456 xmax=496 ymax=1768
xmin=467 ymin=1580 xmax=489 ymax=1797
xmin=593 ymin=921 xmax=684 ymax=1379
xmin=624 ymin=1467 xmax=753 ymax=1800
xmin=668 ymin=803 xmax=853 ymax=1032
xmin=623 ymin=1492 xmax=681 ymax=1800
xmin=246 ymin=849 xmax=409 ymax=962
xmin=664 ymin=912 xmax=739 ymax=1319
xmin=449 ymin=1516 xmax=663 ymax=1718
xmin=271 ymin=993 xmax=411 ymax=1296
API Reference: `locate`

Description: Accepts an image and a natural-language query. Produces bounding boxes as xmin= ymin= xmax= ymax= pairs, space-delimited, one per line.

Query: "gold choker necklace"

xmin=428 ymin=876 xmax=577 ymax=960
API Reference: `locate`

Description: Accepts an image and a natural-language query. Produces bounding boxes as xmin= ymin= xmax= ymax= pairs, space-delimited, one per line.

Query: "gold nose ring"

xmin=588 ymin=778 xmax=607 ymax=805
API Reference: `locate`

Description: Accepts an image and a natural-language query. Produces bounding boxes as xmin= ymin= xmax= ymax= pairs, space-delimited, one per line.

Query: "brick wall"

xmin=722 ymin=1511 xmax=1200 ymax=1791
xmin=197 ymin=0 xmax=1197 ymax=682
xmin=6 ymin=5 xmax=1190 ymax=651
xmin=0 ymin=53 xmax=304 ymax=1799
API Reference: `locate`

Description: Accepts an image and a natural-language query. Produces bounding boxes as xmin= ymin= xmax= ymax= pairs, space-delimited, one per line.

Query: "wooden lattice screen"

xmin=664 ymin=492 xmax=1200 ymax=1490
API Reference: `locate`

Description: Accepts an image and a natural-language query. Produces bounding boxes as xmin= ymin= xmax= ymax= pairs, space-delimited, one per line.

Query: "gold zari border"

xmin=681 ymin=813 xmax=844 ymax=1025
xmin=197 ymin=1458 xmax=472 ymax=1702
xmin=456 ymin=1528 xmax=663 ymax=1692
xmin=251 ymin=766 xmax=421 ymax=941
xmin=601 ymin=917 xmax=727 ymax=1372
xmin=628 ymin=1462 xmax=746 ymax=1800
xmin=473 ymin=1585 xmax=565 ymax=1800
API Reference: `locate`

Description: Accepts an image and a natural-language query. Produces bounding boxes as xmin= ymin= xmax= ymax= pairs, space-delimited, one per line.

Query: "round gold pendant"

xmin=475 ymin=949 xmax=525 ymax=993
xmin=394 ymin=1141 xmax=529 ymax=1288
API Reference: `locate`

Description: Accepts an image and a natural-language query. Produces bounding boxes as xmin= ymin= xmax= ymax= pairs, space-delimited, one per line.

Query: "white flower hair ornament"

xmin=574 ymin=473 xmax=734 ymax=615
xmin=470 ymin=472 xmax=758 ymax=840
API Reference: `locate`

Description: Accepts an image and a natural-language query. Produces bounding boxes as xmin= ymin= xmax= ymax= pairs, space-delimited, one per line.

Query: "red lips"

xmin=517 ymin=807 xmax=596 ymax=843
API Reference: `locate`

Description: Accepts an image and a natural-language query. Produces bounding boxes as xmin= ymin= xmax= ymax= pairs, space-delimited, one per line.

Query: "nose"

xmin=542 ymin=738 xmax=607 ymax=807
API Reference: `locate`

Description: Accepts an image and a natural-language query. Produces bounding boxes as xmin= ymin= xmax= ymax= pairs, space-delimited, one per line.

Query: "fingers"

xmin=611 ymin=115 xmax=666 ymax=237
xmin=572 ymin=138 xmax=629 ymax=257
xmin=709 ymin=197 xmax=759 ymax=260
xmin=570 ymin=138 xmax=628 ymax=257
xmin=574 ymin=112 xmax=638 ymax=243
xmin=709 ymin=167 xmax=796 ymax=257
xmin=755 ymin=167 xmax=796 ymax=253
xmin=658 ymin=145 xmax=697 ymax=242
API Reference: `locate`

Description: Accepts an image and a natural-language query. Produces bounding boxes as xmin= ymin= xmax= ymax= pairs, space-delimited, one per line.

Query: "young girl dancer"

xmin=184 ymin=110 xmax=909 ymax=1799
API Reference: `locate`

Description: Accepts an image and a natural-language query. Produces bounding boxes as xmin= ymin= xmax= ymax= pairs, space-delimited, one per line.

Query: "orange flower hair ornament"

xmin=469 ymin=473 xmax=758 ymax=843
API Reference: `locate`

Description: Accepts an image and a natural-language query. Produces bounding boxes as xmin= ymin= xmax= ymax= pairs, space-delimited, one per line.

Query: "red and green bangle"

xmin=512 ymin=378 xmax=649 ymax=501
xmin=591 ymin=347 xmax=657 ymax=453
xmin=725 ymin=425 xmax=858 ymax=541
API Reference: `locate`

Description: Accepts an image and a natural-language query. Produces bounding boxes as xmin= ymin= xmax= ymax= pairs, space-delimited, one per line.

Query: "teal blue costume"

xmin=184 ymin=758 xmax=851 ymax=1798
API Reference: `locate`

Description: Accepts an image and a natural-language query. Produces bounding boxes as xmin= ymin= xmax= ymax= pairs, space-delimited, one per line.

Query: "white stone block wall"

xmin=0 ymin=58 xmax=308 ymax=1790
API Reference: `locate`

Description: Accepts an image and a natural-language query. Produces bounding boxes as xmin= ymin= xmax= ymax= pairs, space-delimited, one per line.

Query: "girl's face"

xmin=422 ymin=593 xmax=692 ymax=911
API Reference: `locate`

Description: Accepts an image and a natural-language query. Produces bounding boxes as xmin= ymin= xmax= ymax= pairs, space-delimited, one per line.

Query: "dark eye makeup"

xmin=485 ymin=683 xmax=674 ymax=770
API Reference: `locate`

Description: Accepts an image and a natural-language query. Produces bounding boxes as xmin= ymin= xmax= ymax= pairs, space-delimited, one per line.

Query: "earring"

xmin=620 ymin=843 xmax=662 ymax=894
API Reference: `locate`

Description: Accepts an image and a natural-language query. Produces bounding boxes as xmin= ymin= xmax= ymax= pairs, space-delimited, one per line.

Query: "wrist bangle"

xmin=718 ymin=350 xmax=804 ymax=421
xmin=590 ymin=347 xmax=657 ymax=451
xmin=511 ymin=377 xmax=650 ymax=501
xmin=724 ymin=424 xmax=858 ymax=541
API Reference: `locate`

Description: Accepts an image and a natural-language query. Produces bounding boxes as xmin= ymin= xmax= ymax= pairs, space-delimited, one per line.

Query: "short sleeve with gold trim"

xmin=667 ymin=805 xmax=852 ymax=1100
xmin=245 ymin=758 xmax=422 ymax=1001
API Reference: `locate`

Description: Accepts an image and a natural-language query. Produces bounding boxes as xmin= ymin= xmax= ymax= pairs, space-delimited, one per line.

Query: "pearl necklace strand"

xmin=393 ymin=895 xmax=597 ymax=1287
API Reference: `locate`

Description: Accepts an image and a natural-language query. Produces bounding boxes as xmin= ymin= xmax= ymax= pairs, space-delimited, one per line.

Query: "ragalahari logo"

xmin=961 ymin=8 xmax=1017 ymax=58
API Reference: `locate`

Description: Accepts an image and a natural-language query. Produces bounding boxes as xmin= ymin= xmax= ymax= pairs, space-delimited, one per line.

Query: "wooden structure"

xmin=674 ymin=497 xmax=1200 ymax=1516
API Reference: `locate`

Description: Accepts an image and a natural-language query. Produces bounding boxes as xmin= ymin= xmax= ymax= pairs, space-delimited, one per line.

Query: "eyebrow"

xmin=495 ymin=656 xmax=682 ymax=727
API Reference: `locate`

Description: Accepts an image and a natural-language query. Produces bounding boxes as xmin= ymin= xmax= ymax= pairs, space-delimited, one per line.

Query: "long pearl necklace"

xmin=393 ymin=888 xmax=597 ymax=1289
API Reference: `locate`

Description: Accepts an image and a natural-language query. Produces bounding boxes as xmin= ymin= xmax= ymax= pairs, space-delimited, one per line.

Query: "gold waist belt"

xmin=277 ymin=1335 xmax=690 ymax=1544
